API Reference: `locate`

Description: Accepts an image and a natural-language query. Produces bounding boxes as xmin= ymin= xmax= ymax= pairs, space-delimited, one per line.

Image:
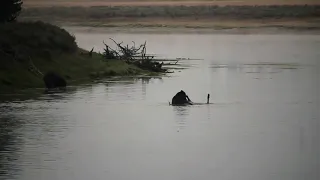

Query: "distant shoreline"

xmin=24 ymin=0 xmax=320 ymax=8
xmin=63 ymin=25 xmax=320 ymax=35
xmin=21 ymin=4 xmax=320 ymax=35
xmin=58 ymin=16 xmax=320 ymax=35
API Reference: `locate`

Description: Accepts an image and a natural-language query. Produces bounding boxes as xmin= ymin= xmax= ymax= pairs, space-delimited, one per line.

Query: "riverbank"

xmin=0 ymin=21 xmax=159 ymax=93
xmin=20 ymin=4 xmax=320 ymax=34
xmin=61 ymin=18 xmax=320 ymax=35
xmin=23 ymin=0 xmax=320 ymax=7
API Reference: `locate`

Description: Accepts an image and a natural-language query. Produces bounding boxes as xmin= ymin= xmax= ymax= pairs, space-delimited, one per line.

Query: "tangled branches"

xmin=102 ymin=38 xmax=166 ymax=73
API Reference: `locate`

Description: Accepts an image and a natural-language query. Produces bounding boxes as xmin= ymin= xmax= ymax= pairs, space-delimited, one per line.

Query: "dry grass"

xmin=24 ymin=0 xmax=320 ymax=7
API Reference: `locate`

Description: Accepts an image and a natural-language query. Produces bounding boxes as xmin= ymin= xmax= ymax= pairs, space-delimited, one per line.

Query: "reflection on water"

xmin=0 ymin=34 xmax=319 ymax=180
xmin=173 ymin=106 xmax=190 ymax=131
xmin=0 ymin=115 xmax=22 ymax=180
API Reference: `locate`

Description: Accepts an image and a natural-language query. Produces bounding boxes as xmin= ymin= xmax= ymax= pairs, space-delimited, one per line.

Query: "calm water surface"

xmin=0 ymin=33 xmax=319 ymax=180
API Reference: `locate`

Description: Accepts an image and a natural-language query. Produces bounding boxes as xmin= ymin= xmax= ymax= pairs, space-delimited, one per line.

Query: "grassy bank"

xmin=0 ymin=21 xmax=154 ymax=92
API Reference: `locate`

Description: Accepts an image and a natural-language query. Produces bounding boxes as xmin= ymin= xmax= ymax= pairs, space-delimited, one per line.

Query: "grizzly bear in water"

xmin=171 ymin=90 xmax=193 ymax=105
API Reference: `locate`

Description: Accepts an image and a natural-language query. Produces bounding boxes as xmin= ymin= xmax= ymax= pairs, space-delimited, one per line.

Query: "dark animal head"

xmin=179 ymin=90 xmax=187 ymax=97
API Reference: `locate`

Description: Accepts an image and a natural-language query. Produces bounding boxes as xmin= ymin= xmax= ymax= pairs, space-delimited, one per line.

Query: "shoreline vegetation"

xmin=0 ymin=21 xmax=170 ymax=93
xmin=1 ymin=1 xmax=320 ymax=93
xmin=20 ymin=4 xmax=320 ymax=33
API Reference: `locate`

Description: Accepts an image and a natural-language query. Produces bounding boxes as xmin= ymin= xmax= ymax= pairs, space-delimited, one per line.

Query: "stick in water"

xmin=207 ymin=94 xmax=210 ymax=104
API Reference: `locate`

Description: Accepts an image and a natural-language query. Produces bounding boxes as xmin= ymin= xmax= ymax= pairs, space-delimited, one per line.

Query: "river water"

xmin=0 ymin=33 xmax=319 ymax=180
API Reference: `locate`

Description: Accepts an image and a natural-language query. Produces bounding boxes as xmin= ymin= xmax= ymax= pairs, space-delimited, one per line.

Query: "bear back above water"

xmin=171 ymin=90 xmax=192 ymax=105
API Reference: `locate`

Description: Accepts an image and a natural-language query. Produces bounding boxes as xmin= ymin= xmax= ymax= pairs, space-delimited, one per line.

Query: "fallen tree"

xmin=102 ymin=38 xmax=168 ymax=73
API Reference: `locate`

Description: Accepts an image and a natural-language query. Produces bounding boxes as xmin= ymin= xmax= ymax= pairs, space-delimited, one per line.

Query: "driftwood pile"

xmin=102 ymin=38 xmax=167 ymax=73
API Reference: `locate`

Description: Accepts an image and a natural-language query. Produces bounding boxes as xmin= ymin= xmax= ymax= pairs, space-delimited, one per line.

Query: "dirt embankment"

xmin=24 ymin=0 xmax=320 ymax=7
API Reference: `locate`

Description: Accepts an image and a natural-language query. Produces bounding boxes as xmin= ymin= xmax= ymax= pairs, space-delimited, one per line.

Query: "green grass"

xmin=0 ymin=21 xmax=154 ymax=92
xmin=0 ymin=52 xmax=147 ymax=91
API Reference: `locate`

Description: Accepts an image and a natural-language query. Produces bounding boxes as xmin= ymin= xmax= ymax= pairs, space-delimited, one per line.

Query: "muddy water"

xmin=0 ymin=33 xmax=319 ymax=180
